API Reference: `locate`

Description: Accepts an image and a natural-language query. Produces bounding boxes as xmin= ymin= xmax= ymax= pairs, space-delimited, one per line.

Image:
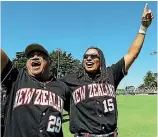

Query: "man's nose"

xmin=32 ymin=55 xmax=39 ymax=60
xmin=87 ymin=56 xmax=92 ymax=61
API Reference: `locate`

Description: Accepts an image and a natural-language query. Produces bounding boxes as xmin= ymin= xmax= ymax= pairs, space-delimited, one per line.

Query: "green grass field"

xmin=62 ymin=95 xmax=157 ymax=137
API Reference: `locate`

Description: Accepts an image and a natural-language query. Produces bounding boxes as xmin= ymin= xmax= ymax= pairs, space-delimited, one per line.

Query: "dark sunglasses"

xmin=83 ymin=54 xmax=100 ymax=59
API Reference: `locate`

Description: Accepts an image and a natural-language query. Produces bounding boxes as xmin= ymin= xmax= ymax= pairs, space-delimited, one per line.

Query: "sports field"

xmin=62 ymin=95 xmax=157 ymax=137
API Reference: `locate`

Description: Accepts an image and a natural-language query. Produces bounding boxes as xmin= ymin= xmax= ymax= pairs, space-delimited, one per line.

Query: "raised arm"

xmin=124 ymin=3 xmax=154 ymax=72
xmin=1 ymin=48 xmax=10 ymax=73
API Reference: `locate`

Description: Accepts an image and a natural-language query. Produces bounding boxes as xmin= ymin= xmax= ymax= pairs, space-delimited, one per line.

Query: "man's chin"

xmin=30 ymin=71 xmax=43 ymax=77
xmin=85 ymin=68 xmax=96 ymax=73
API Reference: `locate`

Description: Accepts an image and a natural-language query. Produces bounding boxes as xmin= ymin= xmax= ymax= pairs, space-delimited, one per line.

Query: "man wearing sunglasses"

xmin=60 ymin=3 xmax=154 ymax=137
xmin=0 ymin=43 xmax=70 ymax=137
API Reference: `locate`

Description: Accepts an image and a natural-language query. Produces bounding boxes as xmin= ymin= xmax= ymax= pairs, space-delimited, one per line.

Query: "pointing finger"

xmin=144 ymin=3 xmax=148 ymax=12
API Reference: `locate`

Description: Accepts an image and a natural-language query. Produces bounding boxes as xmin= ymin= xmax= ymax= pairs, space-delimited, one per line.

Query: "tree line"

xmin=12 ymin=49 xmax=157 ymax=90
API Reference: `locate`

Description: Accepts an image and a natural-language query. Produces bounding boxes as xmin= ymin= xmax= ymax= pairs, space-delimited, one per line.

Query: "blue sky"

xmin=1 ymin=1 xmax=157 ymax=88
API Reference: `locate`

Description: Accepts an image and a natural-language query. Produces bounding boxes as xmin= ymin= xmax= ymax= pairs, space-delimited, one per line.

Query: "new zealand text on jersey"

xmin=13 ymin=88 xmax=64 ymax=112
xmin=72 ymin=83 xmax=116 ymax=104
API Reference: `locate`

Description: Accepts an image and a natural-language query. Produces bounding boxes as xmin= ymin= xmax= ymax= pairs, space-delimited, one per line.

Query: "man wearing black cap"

xmin=1 ymin=43 xmax=70 ymax=137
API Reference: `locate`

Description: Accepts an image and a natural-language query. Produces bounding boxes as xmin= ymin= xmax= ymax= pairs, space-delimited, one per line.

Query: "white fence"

xmin=124 ymin=87 xmax=158 ymax=95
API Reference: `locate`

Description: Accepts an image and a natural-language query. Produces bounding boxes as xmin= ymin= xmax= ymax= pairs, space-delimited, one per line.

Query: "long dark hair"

xmin=77 ymin=46 xmax=108 ymax=82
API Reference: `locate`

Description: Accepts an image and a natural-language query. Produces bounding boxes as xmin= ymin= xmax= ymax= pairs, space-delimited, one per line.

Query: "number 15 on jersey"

xmin=103 ymin=98 xmax=114 ymax=113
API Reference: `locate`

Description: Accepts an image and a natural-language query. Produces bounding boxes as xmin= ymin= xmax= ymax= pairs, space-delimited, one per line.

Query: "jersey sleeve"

xmin=60 ymin=74 xmax=75 ymax=113
xmin=59 ymin=75 xmax=70 ymax=85
xmin=111 ymin=57 xmax=127 ymax=88
xmin=63 ymin=85 xmax=70 ymax=113
xmin=1 ymin=60 xmax=19 ymax=93
xmin=59 ymin=73 xmax=77 ymax=86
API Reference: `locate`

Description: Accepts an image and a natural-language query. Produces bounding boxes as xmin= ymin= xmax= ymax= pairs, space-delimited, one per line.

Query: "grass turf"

xmin=62 ymin=95 xmax=157 ymax=137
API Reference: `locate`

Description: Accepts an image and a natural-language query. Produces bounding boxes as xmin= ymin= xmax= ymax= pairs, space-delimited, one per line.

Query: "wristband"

xmin=138 ymin=25 xmax=147 ymax=35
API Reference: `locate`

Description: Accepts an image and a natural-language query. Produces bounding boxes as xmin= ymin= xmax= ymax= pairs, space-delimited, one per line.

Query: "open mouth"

xmin=86 ymin=62 xmax=94 ymax=68
xmin=31 ymin=61 xmax=41 ymax=68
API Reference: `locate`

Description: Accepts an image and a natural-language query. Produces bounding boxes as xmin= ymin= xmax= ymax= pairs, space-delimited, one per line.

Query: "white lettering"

xmin=93 ymin=84 xmax=98 ymax=97
xmin=34 ymin=89 xmax=41 ymax=105
xmin=17 ymin=88 xmax=26 ymax=106
xmin=24 ymin=88 xmax=35 ymax=104
xmin=88 ymin=84 xmax=94 ymax=98
xmin=97 ymin=84 xmax=103 ymax=96
xmin=41 ymin=90 xmax=48 ymax=105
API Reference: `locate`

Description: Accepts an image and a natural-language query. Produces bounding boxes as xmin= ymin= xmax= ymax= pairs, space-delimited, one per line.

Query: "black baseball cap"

xmin=25 ymin=43 xmax=50 ymax=58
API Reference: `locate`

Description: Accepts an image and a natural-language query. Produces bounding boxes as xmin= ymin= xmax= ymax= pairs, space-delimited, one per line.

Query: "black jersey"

xmin=1 ymin=60 xmax=69 ymax=137
xmin=60 ymin=57 xmax=126 ymax=135
xmin=1 ymin=85 xmax=7 ymax=137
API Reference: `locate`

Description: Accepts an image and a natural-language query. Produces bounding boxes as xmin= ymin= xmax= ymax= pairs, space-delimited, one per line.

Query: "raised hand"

xmin=142 ymin=3 xmax=154 ymax=28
